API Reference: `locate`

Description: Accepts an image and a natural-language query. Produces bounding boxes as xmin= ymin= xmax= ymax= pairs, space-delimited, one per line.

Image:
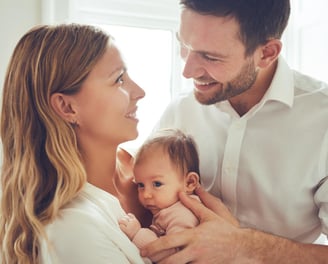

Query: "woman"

xmin=0 ymin=24 xmax=151 ymax=263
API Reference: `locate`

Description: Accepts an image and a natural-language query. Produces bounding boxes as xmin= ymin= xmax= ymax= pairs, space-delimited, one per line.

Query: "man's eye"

xmin=153 ymin=181 xmax=162 ymax=187
xmin=203 ymin=54 xmax=219 ymax=61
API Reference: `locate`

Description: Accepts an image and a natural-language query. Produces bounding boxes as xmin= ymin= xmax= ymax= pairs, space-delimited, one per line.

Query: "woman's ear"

xmin=50 ymin=93 xmax=77 ymax=124
xmin=257 ymin=39 xmax=282 ymax=68
xmin=185 ymin=172 xmax=201 ymax=194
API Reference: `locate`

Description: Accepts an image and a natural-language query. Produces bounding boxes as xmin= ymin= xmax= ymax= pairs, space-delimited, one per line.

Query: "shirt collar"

xmin=215 ymin=56 xmax=294 ymax=117
xmin=262 ymin=56 xmax=294 ymax=108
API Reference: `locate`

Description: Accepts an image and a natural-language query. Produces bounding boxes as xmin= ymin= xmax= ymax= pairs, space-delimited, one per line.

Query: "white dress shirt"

xmin=40 ymin=183 xmax=149 ymax=264
xmin=155 ymin=57 xmax=328 ymax=243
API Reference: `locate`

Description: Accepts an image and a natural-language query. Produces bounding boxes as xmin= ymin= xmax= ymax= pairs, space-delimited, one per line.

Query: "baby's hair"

xmin=135 ymin=128 xmax=200 ymax=177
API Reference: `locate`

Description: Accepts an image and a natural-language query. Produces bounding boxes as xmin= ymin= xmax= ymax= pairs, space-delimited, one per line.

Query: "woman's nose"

xmin=130 ymin=80 xmax=145 ymax=100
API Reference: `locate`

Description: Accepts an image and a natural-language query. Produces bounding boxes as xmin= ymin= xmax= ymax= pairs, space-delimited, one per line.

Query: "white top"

xmin=155 ymin=57 xmax=328 ymax=243
xmin=40 ymin=183 xmax=149 ymax=264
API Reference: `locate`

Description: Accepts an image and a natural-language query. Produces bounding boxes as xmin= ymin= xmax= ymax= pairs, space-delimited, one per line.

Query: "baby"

xmin=119 ymin=129 xmax=201 ymax=263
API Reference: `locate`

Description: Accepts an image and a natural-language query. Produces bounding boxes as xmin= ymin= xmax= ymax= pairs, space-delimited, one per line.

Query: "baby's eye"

xmin=153 ymin=181 xmax=163 ymax=187
xmin=137 ymin=182 xmax=144 ymax=189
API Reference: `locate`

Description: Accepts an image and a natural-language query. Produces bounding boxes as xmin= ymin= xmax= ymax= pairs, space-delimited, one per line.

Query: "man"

xmin=141 ymin=0 xmax=328 ymax=263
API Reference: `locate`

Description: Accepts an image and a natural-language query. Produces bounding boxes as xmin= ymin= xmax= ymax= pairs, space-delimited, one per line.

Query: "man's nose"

xmin=182 ymin=51 xmax=205 ymax=79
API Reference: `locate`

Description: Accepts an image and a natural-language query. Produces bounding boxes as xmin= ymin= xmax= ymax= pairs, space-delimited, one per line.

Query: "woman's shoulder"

xmin=42 ymin=185 xmax=145 ymax=264
xmin=57 ymin=183 xmax=125 ymax=224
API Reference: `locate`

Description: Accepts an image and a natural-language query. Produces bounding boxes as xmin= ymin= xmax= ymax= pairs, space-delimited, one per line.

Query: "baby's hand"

xmin=118 ymin=213 xmax=141 ymax=240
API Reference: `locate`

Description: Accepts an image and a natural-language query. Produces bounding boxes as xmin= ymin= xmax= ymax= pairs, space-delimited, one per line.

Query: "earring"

xmin=70 ymin=119 xmax=78 ymax=127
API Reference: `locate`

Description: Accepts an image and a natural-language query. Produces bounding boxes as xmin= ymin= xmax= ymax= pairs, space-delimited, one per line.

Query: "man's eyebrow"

xmin=176 ymin=32 xmax=228 ymax=59
xmin=197 ymin=50 xmax=227 ymax=58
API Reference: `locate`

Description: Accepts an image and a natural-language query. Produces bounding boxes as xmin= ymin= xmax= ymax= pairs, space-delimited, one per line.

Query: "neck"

xmin=81 ymin=142 xmax=153 ymax=227
xmin=229 ymin=61 xmax=277 ymax=116
xmin=79 ymin=139 xmax=118 ymax=194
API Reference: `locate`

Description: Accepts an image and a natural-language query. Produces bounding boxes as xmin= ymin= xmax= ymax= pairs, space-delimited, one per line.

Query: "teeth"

xmin=126 ymin=112 xmax=136 ymax=118
xmin=194 ymin=80 xmax=214 ymax=85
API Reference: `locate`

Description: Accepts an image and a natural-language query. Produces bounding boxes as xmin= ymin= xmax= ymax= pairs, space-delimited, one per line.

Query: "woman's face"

xmin=72 ymin=42 xmax=145 ymax=147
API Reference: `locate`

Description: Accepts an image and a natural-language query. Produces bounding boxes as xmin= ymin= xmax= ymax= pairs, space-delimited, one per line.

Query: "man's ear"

xmin=50 ymin=93 xmax=77 ymax=124
xmin=257 ymin=39 xmax=282 ymax=68
xmin=185 ymin=172 xmax=200 ymax=194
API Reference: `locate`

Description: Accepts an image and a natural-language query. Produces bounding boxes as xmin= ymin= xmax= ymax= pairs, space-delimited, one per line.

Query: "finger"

xmin=141 ymin=230 xmax=191 ymax=258
xmin=195 ymin=187 xmax=239 ymax=226
xmin=127 ymin=213 xmax=136 ymax=220
xmin=156 ymin=248 xmax=193 ymax=264
xmin=178 ymin=191 xmax=218 ymax=222
xmin=195 ymin=186 xmax=224 ymax=213
xmin=120 ymin=215 xmax=131 ymax=222
xmin=118 ymin=222 xmax=127 ymax=230
xmin=118 ymin=218 xmax=127 ymax=225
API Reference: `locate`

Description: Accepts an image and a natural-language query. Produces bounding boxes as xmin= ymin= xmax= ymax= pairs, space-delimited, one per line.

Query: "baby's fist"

xmin=118 ymin=213 xmax=141 ymax=240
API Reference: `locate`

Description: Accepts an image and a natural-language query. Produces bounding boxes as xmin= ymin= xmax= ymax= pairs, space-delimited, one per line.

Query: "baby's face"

xmin=134 ymin=149 xmax=186 ymax=215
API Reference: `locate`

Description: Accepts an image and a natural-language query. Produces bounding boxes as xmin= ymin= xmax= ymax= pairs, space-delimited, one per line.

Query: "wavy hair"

xmin=0 ymin=24 xmax=109 ymax=263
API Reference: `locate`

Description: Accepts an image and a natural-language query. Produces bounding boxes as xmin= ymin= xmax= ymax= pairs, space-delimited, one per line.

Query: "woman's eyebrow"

xmin=108 ymin=65 xmax=127 ymax=78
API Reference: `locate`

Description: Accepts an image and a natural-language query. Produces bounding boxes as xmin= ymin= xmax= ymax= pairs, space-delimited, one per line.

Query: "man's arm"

xmin=141 ymin=187 xmax=328 ymax=264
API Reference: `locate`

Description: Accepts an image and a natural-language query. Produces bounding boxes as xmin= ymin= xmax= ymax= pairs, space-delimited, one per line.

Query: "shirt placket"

xmin=220 ymin=118 xmax=247 ymax=215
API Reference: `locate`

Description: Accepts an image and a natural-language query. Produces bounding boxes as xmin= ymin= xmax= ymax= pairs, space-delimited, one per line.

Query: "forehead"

xmin=136 ymin=144 xmax=166 ymax=164
xmin=179 ymin=8 xmax=244 ymax=53
xmin=89 ymin=42 xmax=125 ymax=76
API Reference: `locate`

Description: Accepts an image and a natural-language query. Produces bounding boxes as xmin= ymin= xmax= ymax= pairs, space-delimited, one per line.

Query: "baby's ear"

xmin=185 ymin=172 xmax=200 ymax=194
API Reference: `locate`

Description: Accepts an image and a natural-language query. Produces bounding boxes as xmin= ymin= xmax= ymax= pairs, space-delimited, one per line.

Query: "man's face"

xmin=178 ymin=9 xmax=259 ymax=105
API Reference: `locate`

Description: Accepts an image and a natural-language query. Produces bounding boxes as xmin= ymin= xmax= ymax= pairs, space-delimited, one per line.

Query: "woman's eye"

xmin=153 ymin=181 xmax=162 ymax=187
xmin=115 ymin=74 xmax=124 ymax=84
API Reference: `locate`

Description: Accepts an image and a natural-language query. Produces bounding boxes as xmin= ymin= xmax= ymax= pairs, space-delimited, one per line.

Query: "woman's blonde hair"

xmin=0 ymin=24 xmax=109 ymax=263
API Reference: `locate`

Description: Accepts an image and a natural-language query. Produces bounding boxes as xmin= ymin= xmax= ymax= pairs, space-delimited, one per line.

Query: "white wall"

xmin=0 ymin=0 xmax=41 ymax=166
xmin=0 ymin=0 xmax=41 ymax=89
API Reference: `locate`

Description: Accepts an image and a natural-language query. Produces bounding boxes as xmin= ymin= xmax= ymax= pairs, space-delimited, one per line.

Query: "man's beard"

xmin=194 ymin=58 xmax=258 ymax=105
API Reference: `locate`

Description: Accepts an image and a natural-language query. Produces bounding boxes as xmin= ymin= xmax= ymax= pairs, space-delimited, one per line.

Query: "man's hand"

xmin=140 ymin=187 xmax=242 ymax=263
xmin=141 ymin=187 xmax=328 ymax=263
xmin=192 ymin=186 xmax=239 ymax=227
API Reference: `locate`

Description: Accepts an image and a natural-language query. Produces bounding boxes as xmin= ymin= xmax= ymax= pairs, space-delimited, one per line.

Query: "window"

xmin=283 ymin=0 xmax=328 ymax=83
xmin=97 ymin=24 xmax=174 ymax=147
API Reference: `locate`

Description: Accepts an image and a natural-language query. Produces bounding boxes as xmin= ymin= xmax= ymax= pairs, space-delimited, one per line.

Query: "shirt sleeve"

xmin=164 ymin=201 xmax=200 ymax=235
